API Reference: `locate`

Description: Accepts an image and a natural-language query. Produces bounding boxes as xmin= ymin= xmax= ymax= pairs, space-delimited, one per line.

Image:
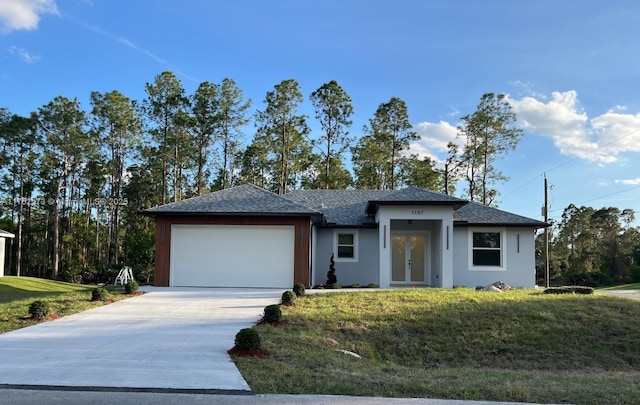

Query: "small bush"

xmin=91 ymin=287 xmax=109 ymax=301
xmin=293 ymin=283 xmax=306 ymax=297
xmin=544 ymin=286 xmax=594 ymax=295
xmin=366 ymin=283 xmax=379 ymax=288
xmin=349 ymin=284 xmax=360 ymax=288
xmin=234 ymin=328 xmax=261 ymax=350
xmin=124 ymin=280 xmax=139 ymax=294
xmin=29 ymin=300 xmax=50 ymax=319
xmin=281 ymin=290 xmax=296 ymax=306
xmin=263 ymin=304 xmax=282 ymax=323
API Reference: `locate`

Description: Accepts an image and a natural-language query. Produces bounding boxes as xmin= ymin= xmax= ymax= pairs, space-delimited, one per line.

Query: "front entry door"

xmin=391 ymin=234 xmax=428 ymax=284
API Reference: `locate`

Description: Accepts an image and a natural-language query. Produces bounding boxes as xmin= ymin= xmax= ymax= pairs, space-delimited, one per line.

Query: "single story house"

xmin=0 ymin=229 xmax=15 ymax=277
xmin=144 ymin=184 xmax=547 ymax=289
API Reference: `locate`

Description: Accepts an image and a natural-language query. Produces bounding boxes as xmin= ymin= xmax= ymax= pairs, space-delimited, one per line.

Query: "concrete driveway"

xmin=0 ymin=287 xmax=283 ymax=391
xmin=598 ymin=289 xmax=640 ymax=300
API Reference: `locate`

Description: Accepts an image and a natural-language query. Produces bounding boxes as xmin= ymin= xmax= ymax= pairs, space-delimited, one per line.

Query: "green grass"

xmin=0 ymin=276 xmax=132 ymax=334
xmin=232 ymin=289 xmax=640 ymax=405
xmin=0 ymin=276 xmax=94 ymax=303
xmin=600 ymin=282 xmax=640 ymax=290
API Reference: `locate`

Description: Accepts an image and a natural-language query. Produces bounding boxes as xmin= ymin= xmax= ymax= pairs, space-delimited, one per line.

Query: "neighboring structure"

xmin=144 ymin=184 xmax=547 ymax=289
xmin=0 ymin=229 xmax=15 ymax=277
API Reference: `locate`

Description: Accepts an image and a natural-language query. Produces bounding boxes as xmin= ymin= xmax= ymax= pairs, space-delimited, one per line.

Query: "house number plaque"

xmin=411 ymin=210 xmax=424 ymax=215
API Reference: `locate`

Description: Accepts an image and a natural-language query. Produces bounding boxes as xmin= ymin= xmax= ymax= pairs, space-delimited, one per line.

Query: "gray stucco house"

xmin=145 ymin=184 xmax=547 ymax=289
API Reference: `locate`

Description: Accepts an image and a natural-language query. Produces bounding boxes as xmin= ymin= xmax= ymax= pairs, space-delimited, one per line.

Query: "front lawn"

xmin=232 ymin=288 xmax=640 ymax=405
xmin=600 ymin=282 xmax=640 ymax=290
xmin=0 ymin=276 xmax=132 ymax=334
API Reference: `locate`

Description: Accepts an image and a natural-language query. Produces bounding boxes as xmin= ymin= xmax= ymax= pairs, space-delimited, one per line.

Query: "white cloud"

xmin=409 ymin=120 xmax=460 ymax=163
xmin=610 ymin=105 xmax=627 ymax=113
xmin=590 ymin=111 xmax=640 ymax=158
xmin=8 ymin=45 xmax=40 ymax=63
xmin=0 ymin=0 xmax=58 ymax=33
xmin=508 ymin=79 xmax=547 ymax=100
xmin=507 ymin=91 xmax=640 ymax=164
xmin=409 ymin=90 xmax=640 ymax=167
xmin=615 ymin=178 xmax=640 ymax=186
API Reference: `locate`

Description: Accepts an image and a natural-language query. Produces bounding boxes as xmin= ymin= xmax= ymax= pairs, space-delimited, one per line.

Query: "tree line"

xmin=0 ymin=70 xmax=578 ymax=282
xmin=539 ymin=205 xmax=640 ymax=286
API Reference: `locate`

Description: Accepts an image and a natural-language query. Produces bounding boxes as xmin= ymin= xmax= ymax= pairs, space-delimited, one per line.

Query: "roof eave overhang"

xmin=366 ymin=200 xmax=467 ymax=215
xmin=453 ymin=221 xmax=550 ymax=229
xmin=319 ymin=223 xmax=378 ymax=229
xmin=141 ymin=210 xmax=322 ymax=218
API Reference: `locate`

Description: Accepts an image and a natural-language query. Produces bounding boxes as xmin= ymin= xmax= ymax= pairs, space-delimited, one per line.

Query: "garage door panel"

xmin=170 ymin=225 xmax=294 ymax=288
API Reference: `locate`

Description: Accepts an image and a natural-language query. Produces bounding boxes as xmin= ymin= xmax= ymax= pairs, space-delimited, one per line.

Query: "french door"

xmin=391 ymin=233 xmax=428 ymax=284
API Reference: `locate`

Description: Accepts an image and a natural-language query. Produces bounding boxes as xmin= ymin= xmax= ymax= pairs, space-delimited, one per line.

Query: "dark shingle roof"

xmin=365 ymin=186 xmax=467 ymax=214
xmin=453 ymin=202 xmax=548 ymax=228
xmin=285 ymin=187 xmax=466 ymax=226
xmin=143 ymin=184 xmax=321 ymax=216
xmin=285 ymin=188 xmax=546 ymax=228
xmin=284 ymin=190 xmax=391 ymax=226
xmin=368 ymin=186 xmax=467 ymax=203
xmin=143 ymin=184 xmax=547 ymax=228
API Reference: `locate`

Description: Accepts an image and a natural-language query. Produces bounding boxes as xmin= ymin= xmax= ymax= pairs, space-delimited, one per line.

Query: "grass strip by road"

xmin=0 ymin=276 xmax=132 ymax=334
xmin=232 ymin=288 xmax=640 ymax=405
xmin=599 ymin=282 xmax=640 ymax=290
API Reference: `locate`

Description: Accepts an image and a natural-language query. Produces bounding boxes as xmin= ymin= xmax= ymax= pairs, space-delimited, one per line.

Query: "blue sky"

xmin=1 ymin=0 xmax=640 ymax=224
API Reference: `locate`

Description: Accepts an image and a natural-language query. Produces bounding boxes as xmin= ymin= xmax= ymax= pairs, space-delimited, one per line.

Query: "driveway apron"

xmin=0 ymin=287 xmax=282 ymax=391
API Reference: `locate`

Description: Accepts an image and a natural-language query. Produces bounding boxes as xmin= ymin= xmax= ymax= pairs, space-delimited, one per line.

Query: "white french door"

xmin=391 ymin=233 xmax=429 ymax=284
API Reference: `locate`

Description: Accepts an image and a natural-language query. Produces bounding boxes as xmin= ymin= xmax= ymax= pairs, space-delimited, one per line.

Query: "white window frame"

xmin=333 ymin=229 xmax=359 ymax=262
xmin=468 ymin=228 xmax=506 ymax=271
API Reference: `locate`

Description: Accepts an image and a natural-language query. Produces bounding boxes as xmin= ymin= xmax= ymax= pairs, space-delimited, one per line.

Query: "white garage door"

xmin=170 ymin=224 xmax=295 ymax=288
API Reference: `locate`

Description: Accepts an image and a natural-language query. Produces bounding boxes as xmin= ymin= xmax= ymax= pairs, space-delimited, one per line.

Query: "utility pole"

xmin=544 ymin=173 xmax=550 ymax=288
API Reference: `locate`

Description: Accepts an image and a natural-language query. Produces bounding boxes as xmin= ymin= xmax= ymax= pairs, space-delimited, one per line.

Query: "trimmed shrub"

xmin=29 ymin=300 xmax=50 ymax=319
xmin=293 ymin=283 xmax=306 ymax=297
xmin=366 ymin=283 xmax=379 ymax=288
xmin=124 ymin=280 xmax=139 ymax=294
xmin=326 ymin=253 xmax=337 ymax=286
xmin=91 ymin=287 xmax=109 ymax=301
xmin=544 ymin=286 xmax=594 ymax=295
xmin=234 ymin=328 xmax=261 ymax=350
xmin=263 ymin=304 xmax=282 ymax=323
xmin=281 ymin=290 xmax=296 ymax=306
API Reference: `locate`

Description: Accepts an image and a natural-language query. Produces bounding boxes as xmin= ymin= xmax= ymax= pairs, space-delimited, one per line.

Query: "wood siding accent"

xmin=153 ymin=215 xmax=312 ymax=287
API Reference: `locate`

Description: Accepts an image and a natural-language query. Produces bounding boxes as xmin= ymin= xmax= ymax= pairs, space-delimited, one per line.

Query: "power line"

xmin=501 ymin=173 xmax=543 ymax=199
xmin=578 ymin=183 xmax=640 ymax=205
xmin=502 ymin=126 xmax=640 ymax=203
xmin=547 ymin=126 xmax=640 ymax=173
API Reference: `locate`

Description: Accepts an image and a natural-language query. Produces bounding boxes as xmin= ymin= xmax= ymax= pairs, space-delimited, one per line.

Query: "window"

xmin=334 ymin=230 xmax=358 ymax=261
xmin=470 ymin=230 xmax=504 ymax=269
